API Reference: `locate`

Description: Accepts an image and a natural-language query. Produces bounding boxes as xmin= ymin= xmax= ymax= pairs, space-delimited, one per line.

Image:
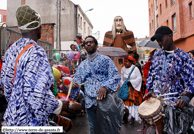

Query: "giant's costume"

xmin=147 ymin=48 xmax=194 ymax=104
xmin=103 ymin=16 xmax=136 ymax=73
xmin=103 ymin=30 xmax=136 ymax=52
xmin=0 ymin=38 xmax=59 ymax=126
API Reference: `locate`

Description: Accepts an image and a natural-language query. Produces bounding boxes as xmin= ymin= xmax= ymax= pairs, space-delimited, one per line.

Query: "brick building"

xmin=149 ymin=0 xmax=194 ymax=51
xmin=7 ymin=0 xmax=93 ymax=51
xmin=8 ymin=23 xmax=55 ymax=49
xmin=0 ymin=9 xmax=6 ymax=23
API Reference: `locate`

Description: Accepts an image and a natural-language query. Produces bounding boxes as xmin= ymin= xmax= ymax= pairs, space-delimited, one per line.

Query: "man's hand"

xmin=176 ymin=99 xmax=187 ymax=109
xmin=72 ymin=82 xmax=79 ymax=89
xmin=97 ymin=87 xmax=107 ymax=100
xmin=143 ymin=93 xmax=155 ymax=100
xmin=61 ymin=100 xmax=69 ymax=111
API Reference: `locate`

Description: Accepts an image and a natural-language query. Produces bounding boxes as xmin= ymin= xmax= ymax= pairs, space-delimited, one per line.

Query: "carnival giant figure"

xmin=103 ymin=16 xmax=136 ymax=73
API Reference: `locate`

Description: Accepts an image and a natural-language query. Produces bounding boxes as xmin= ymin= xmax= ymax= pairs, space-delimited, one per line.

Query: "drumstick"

xmin=79 ymin=81 xmax=89 ymax=86
xmin=152 ymin=94 xmax=177 ymax=106
xmin=66 ymin=78 xmax=74 ymax=101
xmin=78 ymin=78 xmax=96 ymax=86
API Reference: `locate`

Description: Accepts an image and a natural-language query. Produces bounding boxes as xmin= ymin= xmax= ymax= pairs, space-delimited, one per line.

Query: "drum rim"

xmin=138 ymin=98 xmax=161 ymax=117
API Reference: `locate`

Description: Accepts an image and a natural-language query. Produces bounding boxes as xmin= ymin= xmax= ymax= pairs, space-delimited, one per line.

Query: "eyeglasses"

xmin=85 ymin=41 xmax=94 ymax=45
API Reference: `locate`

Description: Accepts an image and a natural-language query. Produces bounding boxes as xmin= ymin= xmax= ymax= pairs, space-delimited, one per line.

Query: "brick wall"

xmin=8 ymin=23 xmax=55 ymax=49
xmin=40 ymin=24 xmax=55 ymax=50
xmin=148 ymin=0 xmax=194 ymax=51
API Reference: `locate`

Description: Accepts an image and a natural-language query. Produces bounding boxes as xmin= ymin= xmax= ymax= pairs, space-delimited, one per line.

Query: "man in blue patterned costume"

xmin=144 ymin=26 xmax=194 ymax=133
xmin=144 ymin=26 xmax=194 ymax=108
xmin=71 ymin=36 xmax=121 ymax=134
xmin=0 ymin=5 xmax=68 ymax=127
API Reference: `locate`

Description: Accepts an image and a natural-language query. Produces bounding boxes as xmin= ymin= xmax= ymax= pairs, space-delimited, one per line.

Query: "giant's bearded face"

xmin=114 ymin=16 xmax=124 ymax=31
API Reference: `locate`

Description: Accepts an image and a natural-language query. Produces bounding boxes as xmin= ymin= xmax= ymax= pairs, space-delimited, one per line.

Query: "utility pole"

xmin=59 ymin=0 xmax=61 ymax=52
xmin=56 ymin=0 xmax=61 ymax=53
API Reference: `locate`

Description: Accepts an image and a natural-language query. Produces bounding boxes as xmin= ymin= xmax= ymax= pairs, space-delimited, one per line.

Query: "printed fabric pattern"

xmin=0 ymin=38 xmax=59 ymax=126
xmin=71 ymin=54 xmax=121 ymax=109
xmin=146 ymin=48 xmax=194 ymax=104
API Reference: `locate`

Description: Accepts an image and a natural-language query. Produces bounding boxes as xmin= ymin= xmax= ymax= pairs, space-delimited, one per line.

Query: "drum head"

xmin=138 ymin=98 xmax=161 ymax=117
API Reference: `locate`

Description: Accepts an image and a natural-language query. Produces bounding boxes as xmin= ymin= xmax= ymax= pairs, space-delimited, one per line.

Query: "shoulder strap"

xmin=13 ymin=44 xmax=36 ymax=85
xmin=162 ymin=49 xmax=180 ymax=94
xmin=125 ymin=66 xmax=136 ymax=82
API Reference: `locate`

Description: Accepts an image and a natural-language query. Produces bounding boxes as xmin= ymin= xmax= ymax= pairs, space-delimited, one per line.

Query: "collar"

xmin=165 ymin=50 xmax=174 ymax=54
xmin=87 ymin=52 xmax=98 ymax=62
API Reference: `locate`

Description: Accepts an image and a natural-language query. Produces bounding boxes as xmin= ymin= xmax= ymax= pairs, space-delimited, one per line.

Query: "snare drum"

xmin=138 ymin=98 xmax=164 ymax=134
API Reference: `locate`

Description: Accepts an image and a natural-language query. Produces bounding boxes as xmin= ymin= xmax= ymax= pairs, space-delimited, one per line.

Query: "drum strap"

xmin=13 ymin=44 xmax=36 ymax=85
xmin=57 ymin=114 xmax=60 ymax=125
xmin=162 ymin=50 xmax=180 ymax=94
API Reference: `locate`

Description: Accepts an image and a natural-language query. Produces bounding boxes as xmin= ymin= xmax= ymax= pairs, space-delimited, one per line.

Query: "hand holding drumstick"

xmin=143 ymin=92 xmax=187 ymax=109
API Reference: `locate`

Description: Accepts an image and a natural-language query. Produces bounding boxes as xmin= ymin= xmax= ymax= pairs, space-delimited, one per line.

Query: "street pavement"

xmin=67 ymin=114 xmax=142 ymax=134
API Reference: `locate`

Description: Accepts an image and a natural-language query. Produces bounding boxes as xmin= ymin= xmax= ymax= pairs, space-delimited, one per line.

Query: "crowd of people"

xmin=1 ymin=4 xmax=194 ymax=134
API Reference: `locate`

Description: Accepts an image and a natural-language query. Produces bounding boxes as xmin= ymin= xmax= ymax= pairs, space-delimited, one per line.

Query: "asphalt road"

xmin=67 ymin=113 xmax=143 ymax=134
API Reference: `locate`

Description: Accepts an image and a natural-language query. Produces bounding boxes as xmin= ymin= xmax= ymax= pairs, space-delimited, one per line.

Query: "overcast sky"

xmin=0 ymin=0 xmax=149 ymax=44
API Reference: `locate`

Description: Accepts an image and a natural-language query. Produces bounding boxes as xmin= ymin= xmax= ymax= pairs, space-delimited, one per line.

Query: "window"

xmin=165 ymin=0 xmax=168 ymax=8
xmin=156 ymin=15 xmax=159 ymax=27
xmin=166 ymin=20 xmax=168 ymax=26
xmin=160 ymin=4 xmax=162 ymax=14
xmin=172 ymin=0 xmax=175 ymax=6
xmin=88 ymin=27 xmax=90 ymax=35
xmin=152 ymin=20 xmax=154 ymax=29
xmin=172 ymin=13 xmax=176 ymax=30
xmin=149 ymin=8 xmax=150 ymax=15
xmin=150 ymin=23 xmax=151 ymax=31
xmin=80 ymin=17 xmax=82 ymax=28
xmin=78 ymin=14 xmax=80 ymax=26
xmin=151 ymin=4 xmax=153 ymax=12
xmin=155 ymin=0 xmax=158 ymax=9
xmin=189 ymin=2 xmax=193 ymax=19
xmin=0 ymin=14 xmax=2 ymax=23
xmin=84 ymin=22 xmax=86 ymax=33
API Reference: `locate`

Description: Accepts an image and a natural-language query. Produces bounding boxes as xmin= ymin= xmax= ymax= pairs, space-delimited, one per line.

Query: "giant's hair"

xmin=112 ymin=16 xmax=127 ymax=39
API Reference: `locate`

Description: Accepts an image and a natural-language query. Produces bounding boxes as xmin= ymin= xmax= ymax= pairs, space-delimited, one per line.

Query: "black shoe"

xmin=129 ymin=117 xmax=134 ymax=125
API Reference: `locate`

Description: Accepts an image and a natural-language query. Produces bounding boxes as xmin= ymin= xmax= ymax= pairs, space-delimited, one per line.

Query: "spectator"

xmin=120 ymin=55 xmax=143 ymax=124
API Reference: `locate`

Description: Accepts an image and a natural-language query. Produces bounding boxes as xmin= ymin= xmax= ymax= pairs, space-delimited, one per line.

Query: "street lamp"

xmin=85 ymin=8 xmax=94 ymax=13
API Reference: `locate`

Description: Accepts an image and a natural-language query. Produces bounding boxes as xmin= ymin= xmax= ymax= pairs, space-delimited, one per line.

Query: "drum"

xmin=138 ymin=98 xmax=164 ymax=134
xmin=67 ymin=101 xmax=82 ymax=114
xmin=49 ymin=114 xmax=72 ymax=132
xmin=57 ymin=115 xmax=73 ymax=132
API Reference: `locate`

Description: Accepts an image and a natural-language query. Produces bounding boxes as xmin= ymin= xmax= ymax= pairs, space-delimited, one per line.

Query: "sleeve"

xmin=129 ymin=67 xmax=142 ymax=91
xmin=101 ymin=58 xmax=121 ymax=91
xmin=123 ymin=31 xmax=136 ymax=51
xmin=0 ymin=50 xmax=13 ymax=102
xmin=181 ymin=55 xmax=194 ymax=94
xmin=146 ymin=59 xmax=155 ymax=93
xmin=103 ymin=31 xmax=114 ymax=47
xmin=120 ymin=67 xmax=124 ymax=87
xmin=23 ymin=49 xmax=59 ymax=123
xmin=70 ymin=63 xmax=83 ymax=100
